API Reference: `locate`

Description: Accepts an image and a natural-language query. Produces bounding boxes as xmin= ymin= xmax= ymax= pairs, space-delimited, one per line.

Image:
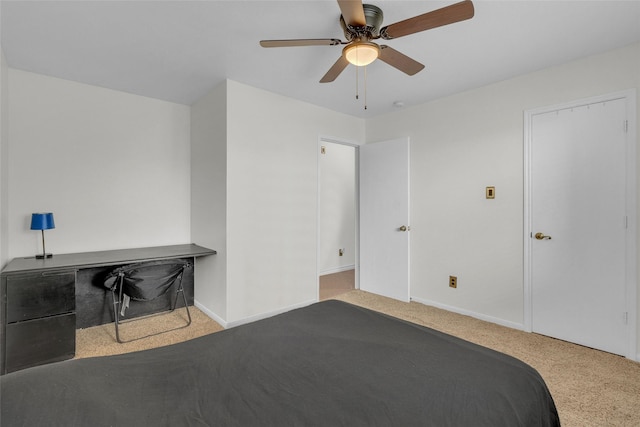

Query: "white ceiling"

xmin=2 ymin=1 xmax=639 ymax=118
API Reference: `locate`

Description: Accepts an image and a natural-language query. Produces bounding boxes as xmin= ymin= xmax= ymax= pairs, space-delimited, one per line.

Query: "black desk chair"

xmin=103 ymin=260 xmax=192 ymax=343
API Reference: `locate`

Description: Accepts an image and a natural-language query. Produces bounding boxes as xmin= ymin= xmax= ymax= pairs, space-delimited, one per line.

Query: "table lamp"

xmin=30 ymin=212 xmax=55 ymax=259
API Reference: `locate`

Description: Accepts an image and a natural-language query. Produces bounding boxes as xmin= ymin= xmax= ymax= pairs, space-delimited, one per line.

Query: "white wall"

xmin=319 ymin=141 xmax=356 ymax=274
xmin=224 ymin=80 xmax=364 ymax=324
xmin=191 ymin=80 xmax=228 ymax=321
xmin=6 ymin=70 xmax=192 ymax=258
xmin=0 ymin=48 xmax=8 ymax=268
xmin=366 ymin=43 xmax=640 ymax=343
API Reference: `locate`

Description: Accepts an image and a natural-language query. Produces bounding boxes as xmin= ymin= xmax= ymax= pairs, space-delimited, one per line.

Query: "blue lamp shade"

xmin=30 ymin=213 xmax=55 ymax=231
xmin=30 ymin=212 xmax=55 ymax=259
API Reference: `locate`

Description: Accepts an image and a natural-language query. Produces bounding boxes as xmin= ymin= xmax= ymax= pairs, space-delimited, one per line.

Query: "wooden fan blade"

xmin=320 ymin=56 xmax=350 ymax=83
xmin=337 ymin=0 xmax=366 ymax=27
xmin=260 ymin=39 xmax=342 ymax=48
xmin=378 ymin=46 xmax=425 ymax=76
xmin=380 ymin=0 xmax=474 ymax=40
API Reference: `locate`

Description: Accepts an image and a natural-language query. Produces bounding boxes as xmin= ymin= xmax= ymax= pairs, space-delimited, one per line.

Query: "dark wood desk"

xmin=0 ymin=244 xmax=216 ymax=374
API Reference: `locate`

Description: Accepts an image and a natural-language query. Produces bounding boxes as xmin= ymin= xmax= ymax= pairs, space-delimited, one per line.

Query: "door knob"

xmin=399 ymin=225 xmax=410 ymax=232
xmin=534 ymin=232 xmax=552 ymax=240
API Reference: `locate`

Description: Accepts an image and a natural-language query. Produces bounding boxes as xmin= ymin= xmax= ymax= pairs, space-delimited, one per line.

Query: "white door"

xmin=359 ymin=138 xmax=410 ymax=302
xmin=527 ymin=95 xmax=633 ymax=356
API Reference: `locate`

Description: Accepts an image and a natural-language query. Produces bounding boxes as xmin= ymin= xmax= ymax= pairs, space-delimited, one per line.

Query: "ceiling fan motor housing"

xmin=341 ymin=4 xmax=384 ymax=40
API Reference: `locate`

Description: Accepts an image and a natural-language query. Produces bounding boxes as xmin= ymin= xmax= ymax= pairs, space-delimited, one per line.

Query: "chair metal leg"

xmin=111 ymin=267 xmax=192 ymax=344
xmin=171 ymin=278 xmax=192 ymax=327
xmin=111 ymin=276 xmax=124 ymax=343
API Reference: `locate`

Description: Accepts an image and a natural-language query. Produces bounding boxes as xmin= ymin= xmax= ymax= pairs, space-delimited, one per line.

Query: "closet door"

xmin=527 ymin=94 xmax=634 ymax=357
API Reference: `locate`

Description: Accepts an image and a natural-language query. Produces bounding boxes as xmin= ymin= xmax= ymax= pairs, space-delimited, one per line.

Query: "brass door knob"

xmin=399 ymin=225 xmax=410 ymax=232
xmin=535 ymin=232 xmax=551 ymax=240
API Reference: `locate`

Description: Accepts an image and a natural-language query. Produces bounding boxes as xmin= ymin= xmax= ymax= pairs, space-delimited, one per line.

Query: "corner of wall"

xmin=190 ymin=79 xmax=228 ymax=322
xmin=0 ymin=47 xmax=9 ymax=269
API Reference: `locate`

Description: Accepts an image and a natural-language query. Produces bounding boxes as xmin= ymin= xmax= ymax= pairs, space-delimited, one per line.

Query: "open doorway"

xmin=318 ymin=139 xmax=357 ymax=301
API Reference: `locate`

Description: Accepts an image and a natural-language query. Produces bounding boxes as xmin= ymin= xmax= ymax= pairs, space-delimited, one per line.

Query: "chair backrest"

xmin=103 ymin=260 xmax=191 ymax=301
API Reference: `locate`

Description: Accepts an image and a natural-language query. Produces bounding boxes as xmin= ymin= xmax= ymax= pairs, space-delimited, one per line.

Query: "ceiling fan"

xmin=260 ymin=0 xmax=475 ymax=83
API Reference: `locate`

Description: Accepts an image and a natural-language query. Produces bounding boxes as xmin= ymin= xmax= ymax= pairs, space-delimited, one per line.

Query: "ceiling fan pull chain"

xmin=364 ymin=65 xmax=368 ymax=110
xmin=355 ymin=64 xmax=359 ymax=100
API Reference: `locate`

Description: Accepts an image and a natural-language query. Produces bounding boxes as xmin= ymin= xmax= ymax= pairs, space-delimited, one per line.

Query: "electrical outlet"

xmin=449 ymin=276 xmax=457 ymax=288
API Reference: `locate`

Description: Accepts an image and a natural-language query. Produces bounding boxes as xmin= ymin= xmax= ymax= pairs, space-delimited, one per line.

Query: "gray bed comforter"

xmin=0 ymin=300 xmax=560 ymax=426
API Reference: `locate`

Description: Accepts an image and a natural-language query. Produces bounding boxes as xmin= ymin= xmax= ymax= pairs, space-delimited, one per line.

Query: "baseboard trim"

xmin=194 ymin=300 xmax=228 ymax=329
xmin=226 ymin=299 xmax=317 ymax=329
xmin=195 ymin=300 xmax=317 ymax=330
xmin=319 ymin=265 xmax=355 ymax=276
xmin=410 ymin=296 xmax=525 ymax=331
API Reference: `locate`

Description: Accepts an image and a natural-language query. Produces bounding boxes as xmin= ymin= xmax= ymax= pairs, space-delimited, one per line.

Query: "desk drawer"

xmin=6 ymin=271 xmax=76 ymax=323
xmin=4 ymin=312 xmax=76 ymax=373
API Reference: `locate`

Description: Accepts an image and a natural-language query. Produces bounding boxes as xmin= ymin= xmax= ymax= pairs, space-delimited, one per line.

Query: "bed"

xmin=0 ymin=300 xmax=560 ymax=426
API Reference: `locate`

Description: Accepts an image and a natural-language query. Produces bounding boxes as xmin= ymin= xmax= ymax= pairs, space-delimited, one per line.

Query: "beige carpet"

xmin=75 ymin=307 xmax=223 ymax=358
xmin=76 ymin=291 xmax=640 ymax=426
xmin=319 ymin=269 xmax=355 ymax=300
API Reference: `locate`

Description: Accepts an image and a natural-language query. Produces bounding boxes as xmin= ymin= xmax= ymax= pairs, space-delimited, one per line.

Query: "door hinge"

xmin=623 ymin=312 xmax=628 ymax=325
xmin=624 ymin=120 xmax=628 ymax=133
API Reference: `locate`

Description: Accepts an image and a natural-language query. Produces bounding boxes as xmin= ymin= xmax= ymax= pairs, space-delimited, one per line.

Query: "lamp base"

xmin=36 ymin=253 xmax=53 ymax=259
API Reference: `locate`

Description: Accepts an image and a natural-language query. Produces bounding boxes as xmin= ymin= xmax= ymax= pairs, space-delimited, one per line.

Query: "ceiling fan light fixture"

xmin=343 ymin=42 xmax=380 ymax=66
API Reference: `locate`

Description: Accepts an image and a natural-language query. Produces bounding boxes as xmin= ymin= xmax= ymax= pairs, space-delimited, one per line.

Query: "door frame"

xmin=523 ymin=89 xmax=637 ymax=360
xmin=317 ymin=136 xmax=361 ymax=299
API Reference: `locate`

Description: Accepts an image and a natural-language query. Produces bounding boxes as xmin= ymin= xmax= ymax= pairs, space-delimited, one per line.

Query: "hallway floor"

xmin=319 ymin=269 xmax=355 ymax=301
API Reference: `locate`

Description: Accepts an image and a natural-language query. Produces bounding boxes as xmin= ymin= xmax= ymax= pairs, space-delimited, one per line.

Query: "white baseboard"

xmin=410 ymin=296 xmax=525 ymax=331
xmin=226 ymin=299 xmax=318 ymax=329
xmin=194 ymin=300 xmax=228 ymax=329
xmin=319 ymin=264 xmax=355 ymax=276
xmin=195 ymin=298 xmax=318 ymax=330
